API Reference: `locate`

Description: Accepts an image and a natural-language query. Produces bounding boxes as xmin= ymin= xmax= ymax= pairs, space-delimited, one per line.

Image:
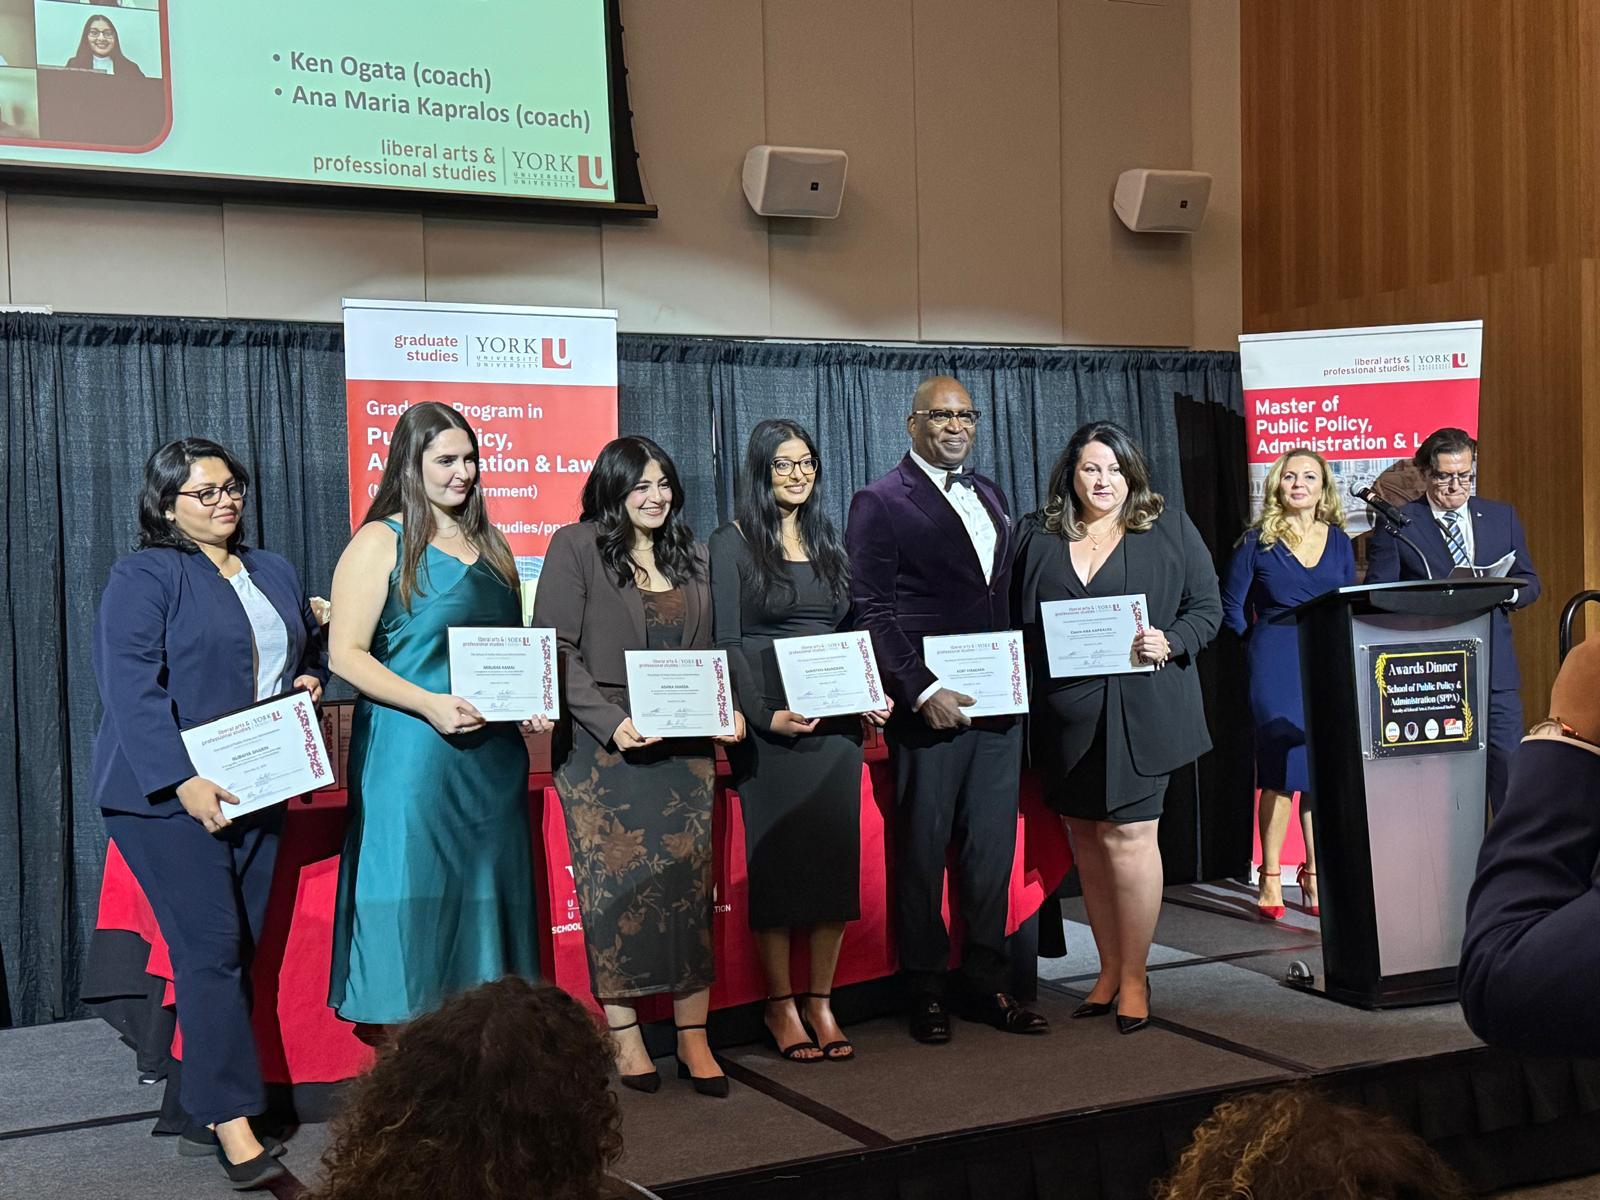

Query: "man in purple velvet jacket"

xmin=846 ymin=376 xmax=1049 ymax=1044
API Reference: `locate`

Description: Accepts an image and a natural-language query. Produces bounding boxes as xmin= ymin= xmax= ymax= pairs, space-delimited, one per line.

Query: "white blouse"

xmin=227 ymin=567 xmax=291 ymax=701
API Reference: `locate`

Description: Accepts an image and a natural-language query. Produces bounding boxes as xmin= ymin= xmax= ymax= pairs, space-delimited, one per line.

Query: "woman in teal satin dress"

xmin=326 ymin=402 xmax=548 ymax=1032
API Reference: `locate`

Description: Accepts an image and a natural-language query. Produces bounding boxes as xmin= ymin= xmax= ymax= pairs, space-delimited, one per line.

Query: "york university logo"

xmin=541 ymin=337 xmax=573 ymax=370
xmin=578 ymin=154 xmax=609 ymax=190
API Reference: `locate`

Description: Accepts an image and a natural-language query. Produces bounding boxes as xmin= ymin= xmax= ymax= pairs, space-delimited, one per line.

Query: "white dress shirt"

xmin=908 ymin=449 xmax=998 ymax=709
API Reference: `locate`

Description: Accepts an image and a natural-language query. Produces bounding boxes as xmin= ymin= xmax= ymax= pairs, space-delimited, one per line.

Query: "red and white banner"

xmin=1238 ymin=321 xmax=1482 ymax=534
xmin=343 ymin=298 xmax=618 ymax=598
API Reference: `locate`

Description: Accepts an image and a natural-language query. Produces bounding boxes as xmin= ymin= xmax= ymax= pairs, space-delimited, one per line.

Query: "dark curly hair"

xmin=306 ymin=978 xmax=622 ymax=1200
xmin=1155 ymin=1086 xmax=1471 ymax=1200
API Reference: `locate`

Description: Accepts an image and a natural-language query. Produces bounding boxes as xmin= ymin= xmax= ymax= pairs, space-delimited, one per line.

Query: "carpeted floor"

xmin=1 ymin=881 xmax=1577 ymax=1199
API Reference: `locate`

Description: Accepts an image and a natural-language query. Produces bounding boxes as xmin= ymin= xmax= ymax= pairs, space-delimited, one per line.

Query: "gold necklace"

xmin=1085 ymin=521 xmax=1120 ymax=551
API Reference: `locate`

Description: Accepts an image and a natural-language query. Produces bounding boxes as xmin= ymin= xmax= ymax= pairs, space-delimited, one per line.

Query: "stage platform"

xmin=5 ymin=882 xmax=1600 ymax=1200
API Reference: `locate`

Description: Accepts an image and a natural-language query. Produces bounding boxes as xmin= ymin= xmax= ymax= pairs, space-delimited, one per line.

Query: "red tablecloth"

xmin=96 ymin=758 xmax=1072 ymax=1084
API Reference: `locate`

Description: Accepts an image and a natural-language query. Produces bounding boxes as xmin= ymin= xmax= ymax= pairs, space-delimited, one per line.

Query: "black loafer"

xmin=963 ymin=992 xmax=1050 ymax=1035
xmin=909 ymin=997 xmax=952 ymax=1044
xmin=215 ymin=1145 xmax=287 ymax=1190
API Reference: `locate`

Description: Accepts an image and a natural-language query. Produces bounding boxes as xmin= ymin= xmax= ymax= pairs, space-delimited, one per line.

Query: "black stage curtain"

xmin=0 ymin=313 xmax=1245 ymax=1026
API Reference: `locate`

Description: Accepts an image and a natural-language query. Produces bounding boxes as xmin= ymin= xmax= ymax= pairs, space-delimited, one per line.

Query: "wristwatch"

xmin=1528 ymin=717 xmax=1600 ymax=749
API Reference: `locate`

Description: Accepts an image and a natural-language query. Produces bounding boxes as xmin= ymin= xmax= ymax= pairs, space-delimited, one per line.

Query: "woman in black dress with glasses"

xmin=710 ymin=420 xmax=890 ymax=1063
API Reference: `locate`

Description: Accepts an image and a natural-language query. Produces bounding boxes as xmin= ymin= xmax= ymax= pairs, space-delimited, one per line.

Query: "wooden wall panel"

xmin=1243 ymin=0 xmax=1597 ymax=716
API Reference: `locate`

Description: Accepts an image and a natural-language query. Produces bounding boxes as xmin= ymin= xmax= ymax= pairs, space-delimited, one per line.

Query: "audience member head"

xmin=1254 ymin=447 xmax=1345 ymax=547
xmin=138 ymin=437 xmax=250 ymax=554
xmin=363 ymin=400 xmax=515 ymax=606
xmin=307 ymin=978 xmax=622 ymax=1200
xmin=734 ymin=418 xmax=848 ymax=604
xmin=1043 ymin=420 xmax=1163 ymax=539
xmin=1413 ymin=427 xmax=1478 ymax=512
xmin=907 ymin=375 xmax=978 ymax=470
xmin=580 ymin=434 xmax=698 ymax=588
xmin=1156 ymin=1086 xmax=1470 ymax=1200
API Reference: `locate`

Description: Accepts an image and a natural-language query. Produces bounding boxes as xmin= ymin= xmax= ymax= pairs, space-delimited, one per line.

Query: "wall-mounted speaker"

xmin=1113 ymin=168 xmax=1212 ymax=233
xmin=742 ymin=145 xmax=848 ymax=219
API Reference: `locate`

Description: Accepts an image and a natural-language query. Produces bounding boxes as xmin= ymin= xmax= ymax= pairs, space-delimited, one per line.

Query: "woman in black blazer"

xmin=1015 ymin=422 xmax=1220 ymax=1034
xmin=93 ymin=439 xmax=326 ymax=1188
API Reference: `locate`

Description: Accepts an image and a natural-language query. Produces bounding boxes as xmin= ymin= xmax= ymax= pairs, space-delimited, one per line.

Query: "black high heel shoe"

xmin=764 ymin=994 xmax=823 ymax=1062
xmin=799 ymin=991 xmax=855 ymax=1061
xmin=1116 ymin=979 xmax=1153 ymax=1036
xmin=1070 ymin=992 xmax=1117 ymax=1019
xmin=674 ymin=1023 xmax=730 ymax=1098
xmin=608 ymin=1018 xmax=661 ymax=1094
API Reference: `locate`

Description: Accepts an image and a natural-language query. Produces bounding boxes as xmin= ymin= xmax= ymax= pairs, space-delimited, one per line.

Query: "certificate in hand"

xmin=180 ymin=691 xmax=332 ymax=818
xmin=448 ymin=627 xmax=559 ymax=721
xmin=625 ymin=650 xmax=737 ymax=738
xmin=921 ymin=631 xmax=1028 ymax=717
xmin=1041 ymin=594 xmax=1155 ymax=678
xmin=773 ymin=630 xmax=885 ymax=718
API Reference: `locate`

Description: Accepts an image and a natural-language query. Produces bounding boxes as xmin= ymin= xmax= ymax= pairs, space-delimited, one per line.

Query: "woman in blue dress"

xmin=1221 ymin=447 xmax=1354 ymax=920
xmin=327 ymin=402 xmax=549 ymax=1036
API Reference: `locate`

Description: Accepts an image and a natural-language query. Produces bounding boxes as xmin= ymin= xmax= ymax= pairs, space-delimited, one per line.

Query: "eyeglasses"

xmin=86 ymin=29 xmax=115 ymax=40
xmin=913 ymin=409 xmax=981 ymax=429
xmin=177 ymin=481 xmax=247 ymax=506
xmin=1427 ymin=471 xmax=1475 ymax=486
xmin=770 ymin=456 xmax=819 ymax=477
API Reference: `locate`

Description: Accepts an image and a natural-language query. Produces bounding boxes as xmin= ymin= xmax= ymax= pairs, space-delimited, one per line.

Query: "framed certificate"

xmin=448 ymin=627 xmax=559 ymax=721
xmin=180 ymin=690 xmax=333 ymax=818
xmin=1040 ymin=594 xmax=1155 ymax=678
xmin=921 ymin=631 xmax=1028 ymax=717
xmin=773 ymin=630 xmax=885 ymax=719
xmin=625 ymin=650 xmax=737 ymax=738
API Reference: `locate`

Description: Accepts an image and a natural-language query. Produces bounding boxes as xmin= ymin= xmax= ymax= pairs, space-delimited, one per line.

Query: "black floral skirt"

xmin=554 ymin=702 xmax=716 ymax=999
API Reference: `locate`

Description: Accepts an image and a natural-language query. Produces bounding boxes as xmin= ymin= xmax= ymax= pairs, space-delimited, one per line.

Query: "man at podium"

xmin=1366 ymin=427 xmax=1540 ymax=812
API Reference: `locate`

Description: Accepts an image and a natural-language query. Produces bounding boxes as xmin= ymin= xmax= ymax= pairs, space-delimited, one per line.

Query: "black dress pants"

xmin=886 ymin=715 xmax=1022 ymax=998
xmin=102 ymin=806 xmax=280 ymax=1127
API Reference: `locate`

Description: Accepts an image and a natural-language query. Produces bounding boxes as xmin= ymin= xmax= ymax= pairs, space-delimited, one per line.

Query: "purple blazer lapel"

xmin=898 ymin=456 xmax=989 ymax=584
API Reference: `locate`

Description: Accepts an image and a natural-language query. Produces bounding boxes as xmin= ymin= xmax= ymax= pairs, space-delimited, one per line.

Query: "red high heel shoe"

xmin=1297 ymin=864 xmax=1319 ymax=917
xmin=1256 ymin=869 xmax=1285 ymax=921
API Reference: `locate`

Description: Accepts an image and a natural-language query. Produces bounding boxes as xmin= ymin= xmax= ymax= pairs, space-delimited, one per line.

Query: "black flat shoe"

xmin=909 ymin=997 xmax=952 ymax=1044
xmin=1116 ymin=979 xmax=1153 ymax=1035
xmin=179 ymin=1130 xmax=286 ymax=1159
xmin=608 ymin=1018 xmax=661 ymax=1093
xmin=963 ymin=992 xmax=1050 ymax=1035
xmin=215 ymin=1145 xmax=287 ymax=1191
xmin=674 ymin=1024 xmax=729 ymax=1097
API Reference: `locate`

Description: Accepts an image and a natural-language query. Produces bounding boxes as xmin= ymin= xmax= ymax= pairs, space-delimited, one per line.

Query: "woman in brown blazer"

xmin=533 ymin=436 xmax=744 ymax=1099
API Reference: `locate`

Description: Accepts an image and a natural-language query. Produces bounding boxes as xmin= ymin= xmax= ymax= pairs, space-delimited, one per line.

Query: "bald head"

xmin=912 ymin=375 xmax=969 ymax=412
xmin=908 ymin=375 xmax=976 ymax=469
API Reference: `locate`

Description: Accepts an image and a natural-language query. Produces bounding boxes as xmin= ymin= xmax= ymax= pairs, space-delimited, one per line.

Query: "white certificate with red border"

xmin=180 ymin=690 xmax=332 ymax=817
xmin=448 ymin=626 xmax=559 ymax=721
xmin=773 ymin=630 xmax=885 ymax=719
xmin=625 ymin=650 xmax=736 ymax=738
xmin=921 ymin=631 xmax=1029 ymax=717
xmin=1041 ymin=594 xmax=1155 ymax=678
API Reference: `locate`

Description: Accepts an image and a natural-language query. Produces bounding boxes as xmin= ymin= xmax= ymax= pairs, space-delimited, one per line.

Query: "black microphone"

xmin=1352 ymin=485 xmax=1411 ymax=528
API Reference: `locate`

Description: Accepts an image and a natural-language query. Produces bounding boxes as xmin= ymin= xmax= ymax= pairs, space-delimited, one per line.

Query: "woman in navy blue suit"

xmin=93 ymin=439 xmax=326 ymax=1189
xmin=1221 ymin=448 xmax=1354 ymax=921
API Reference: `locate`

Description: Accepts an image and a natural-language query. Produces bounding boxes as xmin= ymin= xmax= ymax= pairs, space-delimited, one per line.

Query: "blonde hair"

xmin=1254 ymin=448 xmax=1345 ymax=549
